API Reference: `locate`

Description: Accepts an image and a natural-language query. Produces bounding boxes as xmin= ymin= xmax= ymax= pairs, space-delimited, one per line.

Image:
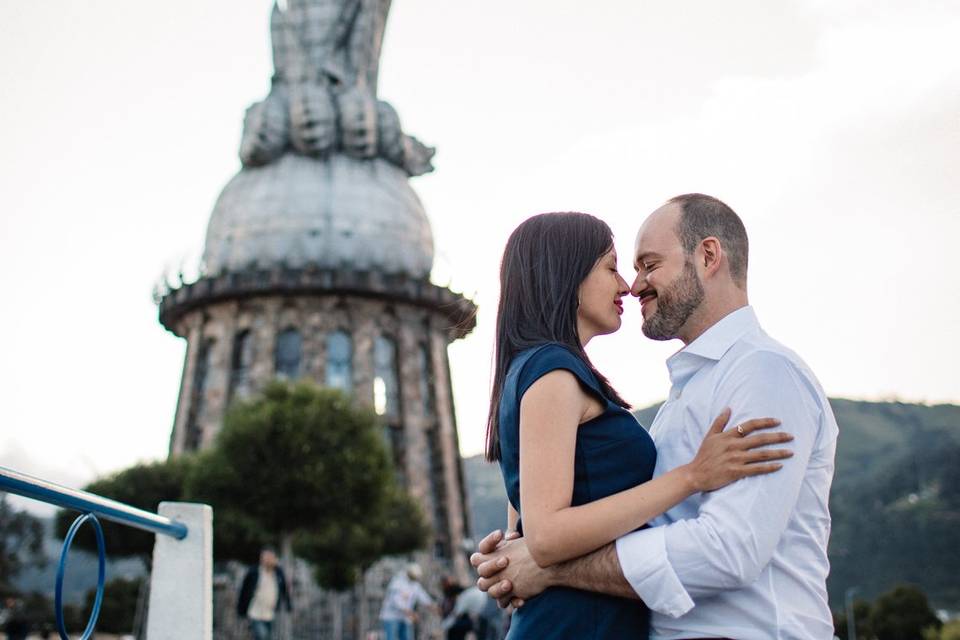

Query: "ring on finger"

xmin=736 ymin=424 xmax=745 ymax=436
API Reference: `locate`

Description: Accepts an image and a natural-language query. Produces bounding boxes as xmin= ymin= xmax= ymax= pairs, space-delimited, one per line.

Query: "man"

xmin=380 ymin=563 xmax=437 ymax=640
xmin=443 ymin=584 xmax=506 ymax=640
xmin=237 ymin=547 xmax=292 ymax=640
xmin=1 ymin=597 xmax=30 ymax=640
xmin=472 ymin=194 xmax=838 ymax=638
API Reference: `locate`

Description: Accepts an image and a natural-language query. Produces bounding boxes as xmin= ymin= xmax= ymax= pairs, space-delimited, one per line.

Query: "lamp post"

xmin=845 ymin=586 xmax=860 ymax=640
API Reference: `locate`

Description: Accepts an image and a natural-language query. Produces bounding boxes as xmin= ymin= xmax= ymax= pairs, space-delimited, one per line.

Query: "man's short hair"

xmin=669 ymin=193 xmax=749 ymax=287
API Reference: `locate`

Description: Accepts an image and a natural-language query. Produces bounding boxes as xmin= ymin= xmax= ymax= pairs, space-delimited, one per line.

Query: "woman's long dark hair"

xmin=485 ymin=212 xmax=630 ymax=462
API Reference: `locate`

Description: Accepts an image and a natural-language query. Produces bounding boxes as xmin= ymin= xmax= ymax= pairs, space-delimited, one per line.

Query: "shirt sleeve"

xmin=417 ymin=583 xmax=434 ymax=607
xmin=616 ymin=350 xmax=822 ymax=615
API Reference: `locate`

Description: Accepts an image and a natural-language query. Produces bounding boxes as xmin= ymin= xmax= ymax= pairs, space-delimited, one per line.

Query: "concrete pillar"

xmin=169 ymin=318 xmax=203 ymax=456
xmin=398 ymin=314 xmax=429 ymax=507
xmin=250 ymin=297 xmax=281 ymax=391
xmin=146 ymin=502 xmax=213 ymax=640
xmin=351 ymin=302 xmax=378 ymax=410
xmin=302 ymin=298 xmax=326 ymax=383
xmin=201 ymin=304 xmax=236 ymax=447
xmin=431 ymin=326 xmax=471 ymax=579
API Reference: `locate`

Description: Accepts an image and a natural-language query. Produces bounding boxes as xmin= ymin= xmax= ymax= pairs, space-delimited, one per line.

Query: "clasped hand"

xmin=470 ymin=529 xmax=546 ymax=609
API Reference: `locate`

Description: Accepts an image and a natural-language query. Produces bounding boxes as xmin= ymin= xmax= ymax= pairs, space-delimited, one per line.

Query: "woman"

xmin=486 ymin=212 xmax=792 ymax=639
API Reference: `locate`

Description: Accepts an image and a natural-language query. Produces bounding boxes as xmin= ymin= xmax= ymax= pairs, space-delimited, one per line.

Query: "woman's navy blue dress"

xmin=498 ymin=343 xmax=657 ymax=640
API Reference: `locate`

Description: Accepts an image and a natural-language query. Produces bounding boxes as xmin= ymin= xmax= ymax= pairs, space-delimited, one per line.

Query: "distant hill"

xmin=462 ymin=399 xmax=960 ymax=611
xmin=463 ymin=455 xmax=510 ymax=545
xmin=11 ymin=517 xmax=145 ymax=604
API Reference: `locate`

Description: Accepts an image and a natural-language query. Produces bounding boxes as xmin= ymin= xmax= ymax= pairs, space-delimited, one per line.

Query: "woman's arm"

xmin=507 ymin=501 xmax=519 ymax=533
xmin=519 ymin=370 xmax=791 ymax=568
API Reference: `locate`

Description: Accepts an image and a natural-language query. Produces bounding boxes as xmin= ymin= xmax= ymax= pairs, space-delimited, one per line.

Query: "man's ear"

xmin=700 ymin=237 xmax=723 ymax=278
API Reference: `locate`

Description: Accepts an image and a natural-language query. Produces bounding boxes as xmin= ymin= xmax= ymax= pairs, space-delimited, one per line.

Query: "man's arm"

xmin=236 ymin=568 xmax=255 ymax=617
xmin=476 ymin=352 xmax=824 ymax=615
xmin=550 ymin=543 xmax=638 ymax=599
xmin=278 ymin=568 xmax=293 ymax=611
xmin=414 ymin=583 xmax=435 ymax=609
xmin=472 ymin=532 xmax=636 ymax=605
xmin=615 ymin=351 xmax=823 ymax=614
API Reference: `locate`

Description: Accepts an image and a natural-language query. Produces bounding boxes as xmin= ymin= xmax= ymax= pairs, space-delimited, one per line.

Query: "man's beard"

xmin=642 ymin=259 xmax=704 ymax=341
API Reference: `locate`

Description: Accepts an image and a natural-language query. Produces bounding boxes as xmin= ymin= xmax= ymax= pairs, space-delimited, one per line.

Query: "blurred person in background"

xmin=237 ymin=547 xmax=292 ymax=640
xmin=380 ymin=563 xmax=436 ymax=640
xmin=443 ymin=585 xmax=506 ymax=640
xmin=439 ymin=575 xmax=465 ymax=621
xmin=2 ymin=596 xmax=30 ymax=640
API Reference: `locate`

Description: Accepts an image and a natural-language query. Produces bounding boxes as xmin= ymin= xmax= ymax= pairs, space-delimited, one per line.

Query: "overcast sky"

xmin=1 ymin=0 xmax=958 ymax=506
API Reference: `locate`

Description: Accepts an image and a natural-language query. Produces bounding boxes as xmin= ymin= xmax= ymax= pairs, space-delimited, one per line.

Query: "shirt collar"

xmin=683 ymin=305 xmax=758 ymax=361
xmin=665 ymin=305 xmax=758 ymax=387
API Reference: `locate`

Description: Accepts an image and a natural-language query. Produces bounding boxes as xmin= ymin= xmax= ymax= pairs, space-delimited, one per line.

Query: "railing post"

xmin=146 ymin=502 xmax=213 ymax=640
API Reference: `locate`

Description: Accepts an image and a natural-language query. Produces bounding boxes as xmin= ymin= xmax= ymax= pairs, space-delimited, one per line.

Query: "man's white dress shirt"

xmin=616 ymin=306 xmax=838 ymax=639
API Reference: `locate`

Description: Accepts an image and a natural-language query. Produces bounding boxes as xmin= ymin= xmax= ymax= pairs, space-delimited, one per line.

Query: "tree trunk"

xmin=332 ymin=591 xmax=344 ymax=639
xmin=132 ymin=575 xmax=150 ymax=639
xmin=281 ymin=532 xmax=294 ymax=639
xmin=354 ymin=580 xmax=365 ymax=640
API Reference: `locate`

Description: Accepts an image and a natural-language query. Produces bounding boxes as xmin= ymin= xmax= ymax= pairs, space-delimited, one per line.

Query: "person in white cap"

xmin=380 ymin=563 xmax=436 ymax=640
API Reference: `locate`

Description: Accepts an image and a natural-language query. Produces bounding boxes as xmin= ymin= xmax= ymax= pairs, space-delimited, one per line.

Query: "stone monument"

xmin=156 ymin=1 xmax=477 ymax=636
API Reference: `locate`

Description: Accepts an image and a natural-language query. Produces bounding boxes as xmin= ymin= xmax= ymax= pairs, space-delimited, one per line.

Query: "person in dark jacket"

xmin=236 ymin=548 xmax=292 ymax=640
xmin=2 ymin=597 xmax=30 ymax=640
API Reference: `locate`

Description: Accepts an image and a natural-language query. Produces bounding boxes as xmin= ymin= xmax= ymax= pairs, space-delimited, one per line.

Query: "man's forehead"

xmin=634 ymin=204 xmax=680 ymax=252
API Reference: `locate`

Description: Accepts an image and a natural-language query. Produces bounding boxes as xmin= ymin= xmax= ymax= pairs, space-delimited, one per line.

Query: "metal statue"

xmin=239 ymin=0 xmax=434 ymax=176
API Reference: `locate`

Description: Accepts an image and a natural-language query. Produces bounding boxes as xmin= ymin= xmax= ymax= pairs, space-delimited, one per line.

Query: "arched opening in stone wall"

xmin=373 ymin=334 xmax=404 ymax=481
xmin=325 ymin=329 xmax=353 ymax=393
xmin=418 ymin=342 xmax=435 ymax=417
xmin=228 ymin=329 xmax=254 ymax=401
xmin=275 ymin=327 xmax=302 ymax=379
xmin=185 ymin=337 xmax=216 ymax=451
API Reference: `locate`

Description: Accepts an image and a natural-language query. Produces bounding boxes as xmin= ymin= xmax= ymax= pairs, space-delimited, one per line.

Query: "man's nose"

xmin=629 ymin=274 xmax=645 ymax=297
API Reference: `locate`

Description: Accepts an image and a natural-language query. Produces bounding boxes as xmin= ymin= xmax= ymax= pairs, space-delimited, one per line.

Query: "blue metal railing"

xmin=0 ymin=465 xmax=188 ymax=640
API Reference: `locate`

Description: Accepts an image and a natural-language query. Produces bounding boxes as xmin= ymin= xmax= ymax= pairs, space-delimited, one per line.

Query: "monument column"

xmin=156 ymin=1 xmax=478 ymax=634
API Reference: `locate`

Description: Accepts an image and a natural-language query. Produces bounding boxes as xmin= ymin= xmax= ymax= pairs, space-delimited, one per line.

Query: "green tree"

xmin=0 ymin=495 xmax=46 ymax=593
xmin=928 ymin=620 xmax=960 ymax=640
xmin=81 ymin=577 xmax=141 ymax=634
xmin=834 ymin=599 xmax=874 ymax=640
xmin=870 ymin=584 xmax=941 ymax=640
xmin=53 ymin=458 xmax=192 ymax=567
xmin=19 ymin=591 xmax=58 ymax=633
xmin=185 ymin=381 xmax=428 ymax=589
